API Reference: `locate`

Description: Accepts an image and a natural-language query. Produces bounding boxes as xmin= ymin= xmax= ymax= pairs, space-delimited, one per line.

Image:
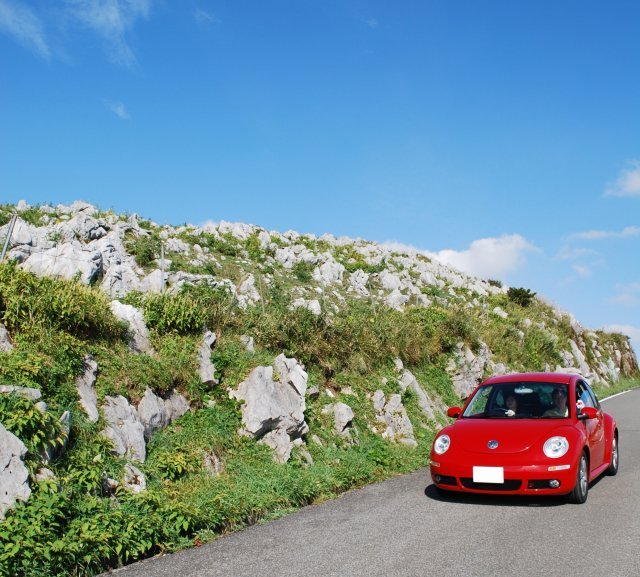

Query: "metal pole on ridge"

xmin=1 ymin=214 xmax=18 ymax=262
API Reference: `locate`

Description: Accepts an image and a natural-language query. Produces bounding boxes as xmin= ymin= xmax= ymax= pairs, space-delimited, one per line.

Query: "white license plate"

xmin=473 ymin=466 xmax=504 ymax=483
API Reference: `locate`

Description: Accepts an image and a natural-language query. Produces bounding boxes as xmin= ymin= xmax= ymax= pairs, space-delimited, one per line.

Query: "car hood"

xmin=451 ymin=419 xmax=567 ymax=454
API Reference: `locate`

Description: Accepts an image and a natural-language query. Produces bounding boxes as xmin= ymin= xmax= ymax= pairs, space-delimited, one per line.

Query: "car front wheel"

xmin=606 ymin=434 xmax=619 ymax=476
xmin=567 ymin=451 xmax=589 ymax=504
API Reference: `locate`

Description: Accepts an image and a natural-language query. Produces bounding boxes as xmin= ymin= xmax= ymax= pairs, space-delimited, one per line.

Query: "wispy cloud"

xmin=571 ymin=265 xmax=592 ymax=279
xmin=605 ymin=160 xmax=640 ymax=198
xmin=64 ymin=0 xmax=152 ymax=67
xmin=610 ymin=282 xmax=640 ymax=307
xmin=568 ymin=226 xmax=640 ymax=241
xmin=104 ymin=99 xmax=130 ymax=119
xmin=364 ymin=17 xmax=378 ymax=29
xmin=0 ymin=0 xmax=50 ymax=59
xmin=194 ymin=8 xmax=216 ymax=25
xmin=426 ymin=234 xmax=538 ymax=280
xmin=554 ymin=245 xmax=599 ymax=261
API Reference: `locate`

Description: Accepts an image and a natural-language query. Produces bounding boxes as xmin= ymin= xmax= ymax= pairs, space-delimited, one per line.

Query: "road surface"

xmin=108 ymin=388 xmax=640 ymax=577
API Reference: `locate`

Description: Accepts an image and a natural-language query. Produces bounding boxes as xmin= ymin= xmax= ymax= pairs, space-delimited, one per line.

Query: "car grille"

xmin=460 ymin=478 xmax=522 ymax=491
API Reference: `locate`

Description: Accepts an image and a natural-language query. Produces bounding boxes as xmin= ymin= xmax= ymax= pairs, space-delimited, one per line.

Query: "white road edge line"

xmin=600 ymin=390 xmax=633 ymax=402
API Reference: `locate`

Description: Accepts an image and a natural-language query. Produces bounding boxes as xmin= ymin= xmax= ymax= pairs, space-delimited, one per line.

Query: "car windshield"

xmin=462 ymin=382 xmax=570 ymax=419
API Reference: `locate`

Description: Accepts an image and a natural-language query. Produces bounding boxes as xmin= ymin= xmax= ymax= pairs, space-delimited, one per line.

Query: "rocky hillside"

xmin=0 ymin=200 xmax=638 ymax=576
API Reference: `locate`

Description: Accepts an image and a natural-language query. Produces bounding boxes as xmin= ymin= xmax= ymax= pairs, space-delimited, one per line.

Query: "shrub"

xmin=0 ymin=262 xmax=125 ymax=340
xmin=126 ymin=235 xmax=161 ymax=268
xmin=507 ymin=287 xmax=536 ymax=307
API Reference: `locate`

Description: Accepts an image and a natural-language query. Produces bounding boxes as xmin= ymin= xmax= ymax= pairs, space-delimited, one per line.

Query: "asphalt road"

xmin=108 ymin=389 xmax=640 ymax=577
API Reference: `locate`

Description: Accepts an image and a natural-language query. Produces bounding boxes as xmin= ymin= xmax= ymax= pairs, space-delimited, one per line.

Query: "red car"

xmin=430 ymin=372 xmax=618 ymax=503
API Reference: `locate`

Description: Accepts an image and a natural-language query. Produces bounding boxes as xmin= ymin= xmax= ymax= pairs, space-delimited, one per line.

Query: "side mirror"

xmin=447 ymin=407 xmax=462 ymax=418
xmin=578 ymin=407 xmax=597 ymax=420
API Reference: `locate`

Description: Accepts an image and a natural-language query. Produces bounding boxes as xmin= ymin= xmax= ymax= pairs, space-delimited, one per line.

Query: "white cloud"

xmin=605 ymin=160 xmax=640 ymax=197
xmin=104 ymin=99 xmax=130 ymax=119
xmin=379 ymin=240 xmax=425 ymax=256
xmin=572 ymin=265 xmax=592 ymax=279
xmin=365 ymin=17 xmax=378 ymax=29
xmin=568 ymin=226 xmax=640 ymax=241
xmin=0 ymin=0 xmax=50 ymax=59
xmin=64 ymin=0 xmax=152 ymax=66
xmin=427 ymin=234 xmax=538 ymax=280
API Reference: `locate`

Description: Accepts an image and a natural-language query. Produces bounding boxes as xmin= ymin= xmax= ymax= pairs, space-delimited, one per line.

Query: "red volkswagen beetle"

xmin=430 ymin=372 xmax=618 ymax=503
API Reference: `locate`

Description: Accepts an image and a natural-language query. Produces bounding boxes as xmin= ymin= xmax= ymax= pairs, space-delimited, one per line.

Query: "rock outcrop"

xmin=0 ymin=424 xmax=30 ymax=520
xmin=230 ymin=355 xmax=309 ymax=463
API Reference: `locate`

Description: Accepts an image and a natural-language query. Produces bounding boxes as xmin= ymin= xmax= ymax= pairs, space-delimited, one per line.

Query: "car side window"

xmin=583 ymin=381 xmax=600 ymax=409
xmin=576 ymin=381 xmax=596 ymax=409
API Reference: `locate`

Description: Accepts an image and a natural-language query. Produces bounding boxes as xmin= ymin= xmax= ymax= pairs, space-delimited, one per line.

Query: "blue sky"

xmin=1 ymin=1 xmax=639 ymax=352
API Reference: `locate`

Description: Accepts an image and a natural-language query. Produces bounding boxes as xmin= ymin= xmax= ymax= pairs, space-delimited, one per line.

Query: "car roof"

xmin=481 ymin=372 xmax=577 ymax=386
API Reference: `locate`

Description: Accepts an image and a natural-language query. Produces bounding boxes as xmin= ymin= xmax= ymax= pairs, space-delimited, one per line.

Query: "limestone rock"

xmin=123 ymin=463 xmax=147 ymax=494
xmin=274 ymin=354 xmax=308 ymax=397
xmin=198 ymin=331 xmax=218 ymax=385
xmin=0 ymin=323 xmax=13 ymax=352
xmin=313 ymin=258 xmax=345 ymax=286
xmin=110 ymin=301 xmax=155 ymax=354
xmin=240 ymin=335 xmax=255 ymax=352
xmin=230 ymin=355 xmax=309 ymax=462
xmin=0 ymin=424 xmax=31 ymax=520
xmin=137 ymin=388 xmax=169 ymax=440
xmin=102 ymin=395 xmax=146 ymax=462
xmin=0 ymin=385 xmax=41 ymax=400
xmin=399 ymin=369 xmax=437 ymax=420
xmin=76 ymin=355 xmax=99 ymax=422
xmin=323 ymin=402 xmax=354 ymax=436
xmin=446 ymin=342 xmax=492 ymax=399
xmin=23 ymin=242 xmax=103 ymax=285
xmin=374 ymin=391 xmax=417 ymax=448
xmin=164 ymin=390 xmax=190 ymax=422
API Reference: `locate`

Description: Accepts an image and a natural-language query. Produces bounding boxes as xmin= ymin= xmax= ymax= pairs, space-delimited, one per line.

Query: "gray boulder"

xmin=198 ymin=331 xmax=218 ymax=385
xmin=313 ymin=257 xmax=345 ymax=286
xmin=164 ymin=390 xmax=190 ymax=422
xmin=0 ymin=323 xmax=13 ymax=352
xmin=0 ymin=385 xmax=41 ymax=400
xmin=323 ymin=402 xmax=354 ymax=436
xmin=274 ymin=353 xmax=308 ymax=397
xmin=231 ymin=356 xmax=309 ymax=463
xmin=102 ymin=395 xmax=146 ymax=462
xmin=0 ymin=424 xmax=31 ymax=520
xmin=23 ymin=242 xmax=103 ymax=285
xmin=76 ymin=355 xmax=99 ymax=422
xmin=446 ymin=342 xmax=491 ymax=399
xmin=240 ymin=335 xmax=255 ymax=353
xmin=137 ymin=388 xmax=169 ymax=440
xmin=374 ymin=391 xmax=417 ymax=448
xmin=110 ymin=301 xmax=155 ymax=354
xmin=399 ymin=369 xmax=437 ymax=420
xmin=123 ymin=463 xmax=147 ymax=494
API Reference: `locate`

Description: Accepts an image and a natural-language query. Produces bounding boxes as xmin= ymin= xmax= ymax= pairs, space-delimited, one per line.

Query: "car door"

xmin=576 ymin=380 xmax=605 ymax=470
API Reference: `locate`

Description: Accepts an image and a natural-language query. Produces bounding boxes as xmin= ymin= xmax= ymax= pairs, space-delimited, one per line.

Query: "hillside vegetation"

xmin=0 ymin=201 xmax=638 ymax=576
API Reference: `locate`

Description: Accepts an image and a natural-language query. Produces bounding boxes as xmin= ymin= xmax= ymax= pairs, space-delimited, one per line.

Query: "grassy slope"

xmin=0 ymin=207 xmax=638 ymax=576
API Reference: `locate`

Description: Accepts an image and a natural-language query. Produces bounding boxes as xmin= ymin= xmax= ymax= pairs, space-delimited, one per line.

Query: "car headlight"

xmin=434 ymin=434 xmax=451 ymax=455
xmin=543 ymin=436 xmax=569 ymax=458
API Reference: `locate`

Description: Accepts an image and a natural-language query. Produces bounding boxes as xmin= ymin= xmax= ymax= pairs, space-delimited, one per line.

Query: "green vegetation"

xmin=0 ymin=214 xmax=638 ymax=577
xmin=507 ymin=286 xmax=536 ymax=307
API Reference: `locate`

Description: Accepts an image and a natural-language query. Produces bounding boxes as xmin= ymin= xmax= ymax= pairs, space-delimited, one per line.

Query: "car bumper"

xmin=429 ymin=457 xmax=577 ymax=495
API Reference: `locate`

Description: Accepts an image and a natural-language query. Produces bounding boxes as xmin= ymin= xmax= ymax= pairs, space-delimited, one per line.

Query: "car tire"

xmin=567 ymin=451 xmax=589 ymax=504
xmin=606 ymin=434 xmax=619 ymax=476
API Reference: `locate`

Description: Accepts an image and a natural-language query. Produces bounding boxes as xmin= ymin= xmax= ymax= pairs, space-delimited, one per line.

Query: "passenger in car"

xmin=505 ymin=393 xmax=518 ymax=416
xmin=543 ymin=387 xmax=568 ymax=417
